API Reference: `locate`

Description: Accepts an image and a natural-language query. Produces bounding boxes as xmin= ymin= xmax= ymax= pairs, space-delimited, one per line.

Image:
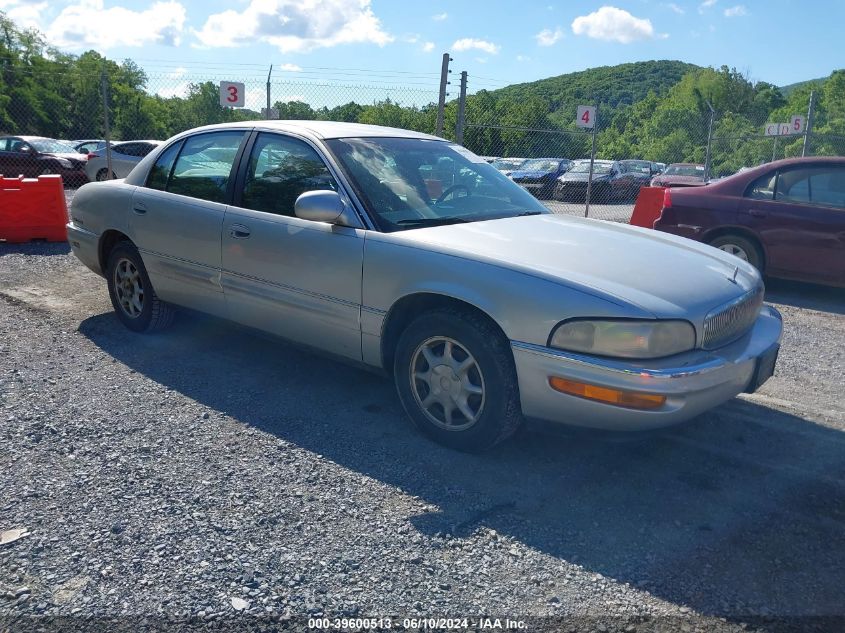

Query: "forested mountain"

xmin=487 ymin=60 xmax=700 ymax=125
xmin=1 ymin=11 xmax=843 ymax=177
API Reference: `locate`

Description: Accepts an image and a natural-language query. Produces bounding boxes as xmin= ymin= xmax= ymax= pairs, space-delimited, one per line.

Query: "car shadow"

xmin=0 ymin=241 xmax=70 ymax=256
xmin=765 ymin=278 xmax=845 ymax=315
xmin=78 ymin=311 xmax=845 ymax=620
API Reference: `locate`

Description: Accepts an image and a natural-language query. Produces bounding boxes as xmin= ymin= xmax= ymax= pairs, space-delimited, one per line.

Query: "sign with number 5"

xmin=576 ymin=105 xmax=596 ymax=129
xmin=790 ymin=115 xmax=804 ymax=134
xmin=219 ymin=81 xmax=245 ymax=108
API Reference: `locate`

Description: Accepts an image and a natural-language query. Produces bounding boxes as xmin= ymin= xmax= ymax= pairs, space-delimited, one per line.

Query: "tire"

xmin=708 ymin=234 xmax=763 ymax=272
xmin=393 ymin=308 xmax=523 ymax=452
xmin=106 ymin=241 xmax=175 ymax=333
xmin=96 ymin=168 xmax=114 ymax=182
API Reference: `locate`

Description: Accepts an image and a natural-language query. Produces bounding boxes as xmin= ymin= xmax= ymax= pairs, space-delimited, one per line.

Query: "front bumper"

xmin=511 ymin=305 xmax=783 ymax=431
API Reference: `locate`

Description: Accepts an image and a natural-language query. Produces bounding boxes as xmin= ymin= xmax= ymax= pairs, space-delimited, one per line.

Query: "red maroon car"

xmin=653 ymin=156 xmax=845 ymax=287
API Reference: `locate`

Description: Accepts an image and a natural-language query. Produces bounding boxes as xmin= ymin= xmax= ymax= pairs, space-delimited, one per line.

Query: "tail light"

xmin=87 ymin=152 xmax=98 ymax=159
xmin=662 ymin=187 xmax=672 ymax=208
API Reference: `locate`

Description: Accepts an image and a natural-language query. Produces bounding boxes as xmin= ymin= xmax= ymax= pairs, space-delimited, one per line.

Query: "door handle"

xmin=229 ymin=224 xmax=251 ymax=239
xmin=133 ymin=204 xmax=147 ymax=215
xmin=748 ymin=209 xmax=767 ymax=218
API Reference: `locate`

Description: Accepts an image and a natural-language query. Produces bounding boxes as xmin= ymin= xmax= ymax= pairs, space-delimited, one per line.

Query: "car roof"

xmin=179 ymin=120 xmax=444 ymax=142
xmin=113 ymin=140 xmax=162 ymax=145
xmin=696 ymin=156 xmax=845 ymax=195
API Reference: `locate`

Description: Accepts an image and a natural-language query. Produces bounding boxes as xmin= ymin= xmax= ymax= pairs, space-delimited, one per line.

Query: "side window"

xmin=807 ymin=167 xmax=845 ymax=209
xmin=0 ymin=139 xmax=9 ymax=151
xmin=167 ymin=131 xmax=245 ymax=203
xmin=775 ymin=167 xmax=812 ymax=204
xmin=111 ymin=144 xmax=131 ymax=156
xmin=136 ymin=143 xmax=158 ymax=158
xmin=746 ymin=171 xmax=777 ymax=200
xmin=145 ymin=141 xmax=182 ymax=191
xmin=240 ymin=133 xmax=337 ymax=216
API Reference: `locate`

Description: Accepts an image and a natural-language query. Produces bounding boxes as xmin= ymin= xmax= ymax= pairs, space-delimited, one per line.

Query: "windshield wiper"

xmin=514 ymin=211 xmax=543 ymax=216
xmin=396 ymin=216 xmax=470 ymax=227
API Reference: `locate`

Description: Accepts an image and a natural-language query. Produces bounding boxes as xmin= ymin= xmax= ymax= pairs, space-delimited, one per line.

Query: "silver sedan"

xmin=66 ymin=121 xmax=782 ymax=451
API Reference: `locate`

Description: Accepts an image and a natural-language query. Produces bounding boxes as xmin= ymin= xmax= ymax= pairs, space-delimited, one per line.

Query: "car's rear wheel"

xmin=106 ymin=241 xmax=175 ymax=333
xmin=95 ymin=168 xmax=115 ymax=181
xmin=708 ymin=234 xmax=763 ymax=272
xmin=394 ymin=308 xmax=522 ymax=452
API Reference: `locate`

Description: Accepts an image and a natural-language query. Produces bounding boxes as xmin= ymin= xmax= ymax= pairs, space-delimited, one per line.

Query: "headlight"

xmin=55 ymin=158 xmax=72 ymax=168
xmin=549 ymin=319 xmax=695 ymax=359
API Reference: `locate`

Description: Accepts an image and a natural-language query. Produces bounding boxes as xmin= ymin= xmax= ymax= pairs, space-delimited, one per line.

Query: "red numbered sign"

xmin=790 ymin=115 xmax=805 ymax=134
xmin=219 ymin=81 xmax=245 ymax=108
xmin=576 ymin=105 xmax=596 ymax=129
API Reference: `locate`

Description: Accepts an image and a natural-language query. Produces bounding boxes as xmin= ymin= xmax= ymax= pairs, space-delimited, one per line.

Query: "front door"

xmin=221 ymin=132 xmax=365 ymax=361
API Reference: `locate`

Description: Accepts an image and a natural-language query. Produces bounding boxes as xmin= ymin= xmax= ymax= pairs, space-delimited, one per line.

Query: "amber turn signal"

xmin=548 ymin=377 xmax=666 ymax=410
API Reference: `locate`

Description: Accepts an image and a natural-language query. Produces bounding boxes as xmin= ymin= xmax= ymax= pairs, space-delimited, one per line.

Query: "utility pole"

xmin=584 ymin=103 xmax=599 ymax=219
xmin=455 ymin=71 xmax=468 ymax=145
xmin=435 ymin=53 xmax=452 ymax=137
xmin=266 ymin=65 xmax=273 ymax=119
xmin=100 ymin=69 xmax=113 ymax=180
xmin=802 ymin=90 xmax=816 ymax=157
xmin=704 ymin=101 xmax=715 ymax=181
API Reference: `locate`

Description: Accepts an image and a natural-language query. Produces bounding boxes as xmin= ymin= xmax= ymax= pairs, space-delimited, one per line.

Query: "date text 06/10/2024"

xmin=307 ymin=617 xmax=528 ymax=630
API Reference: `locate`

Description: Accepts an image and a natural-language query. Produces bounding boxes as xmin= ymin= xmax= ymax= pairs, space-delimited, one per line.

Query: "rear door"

xmin=129 ymin=129 xmax=250 ymax=317
xmin=741 ymin=164 xmax=845 ymax=284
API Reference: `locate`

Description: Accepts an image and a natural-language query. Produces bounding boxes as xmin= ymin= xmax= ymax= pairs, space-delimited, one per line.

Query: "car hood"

xmin=48 ymin=152 xmax=87 ymax=162
xmin=560 ymin=172 xmax=611 ymax=182
xmin=511 ymin=169 xmax=553 ymax=179
xmin=656 ymin=175 xmax=706 ymax=186
xmin=388 ymin=214 xmax=759 ymax=322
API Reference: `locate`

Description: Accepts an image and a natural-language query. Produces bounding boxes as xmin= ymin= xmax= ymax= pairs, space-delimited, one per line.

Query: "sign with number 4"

xmin=576 ymin=105 xmax=596 ymax=129
xmin=219 ymin=81 xmax=245 ymax=108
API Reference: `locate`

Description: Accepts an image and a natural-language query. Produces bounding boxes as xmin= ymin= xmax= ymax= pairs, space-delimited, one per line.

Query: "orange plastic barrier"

xmin=0 ymin=175 xmax=68 ymax=243
xmin=629 ymin=186 xmax=666 ymax=229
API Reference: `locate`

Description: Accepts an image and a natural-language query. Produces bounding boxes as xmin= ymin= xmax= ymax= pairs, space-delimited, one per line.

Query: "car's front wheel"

xmin=106 ymin=241 xmax=175 ymax=332
xmin=394 ymin=308 xmax=522 ymax=452
xmin=96 ymin=168 xmax=115 ymax=181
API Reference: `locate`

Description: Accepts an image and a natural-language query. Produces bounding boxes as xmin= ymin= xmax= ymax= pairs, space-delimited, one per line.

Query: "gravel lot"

xmin=1 ymin=221 xmax=844 ymax=631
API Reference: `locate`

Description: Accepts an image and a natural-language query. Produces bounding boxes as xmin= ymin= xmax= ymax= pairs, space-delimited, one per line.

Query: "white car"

xmin=67 ymin=121 xmax=782 ymax=451
xmin=84 ymin=140 xmax=162 ymax=181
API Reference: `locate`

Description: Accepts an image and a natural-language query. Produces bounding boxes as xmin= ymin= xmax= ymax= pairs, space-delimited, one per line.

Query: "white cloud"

xmin=536 ymin=26 xmax=564 ymax=46
xmin=452 ymin=37 xmax=499 ymax=54
xmin=432 ymin=12 xmax=447 ymax=21
xmin=516 ymin=54 xmax=531 ymax=62
xmin=664 ymin=2 xmax=684 ymax=14
xmin=166 ymin=66 xmax=186 ymax=79
xmin=422 ymin=41 xmax=435 ymax=52
xmin=699 ymin=0 xmax=717 ymax=13
xmin=724 ymin=4 xmax=748 ymax=16
xmin=1 ymin=0 xmax=47 ymax=30
xmin=46 ymin=0 xmax=186 ymax=49
xmin=571 ymin=6 xmax=657 ymax=44
xmin=194 ymin=0 xmax=393 ymax=53
xmin=156 ymin=81 xmax=191 ymax=99
xmin=279 ymin=63 xmax=302 ymax=72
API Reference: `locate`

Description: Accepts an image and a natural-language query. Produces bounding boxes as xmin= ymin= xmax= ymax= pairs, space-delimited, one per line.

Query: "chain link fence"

xmin=2 ymin=64 xmax=844 ymax=224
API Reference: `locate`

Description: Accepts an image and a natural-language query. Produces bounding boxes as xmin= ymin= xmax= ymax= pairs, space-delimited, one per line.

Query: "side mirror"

xmin=294 ymin=190 xmax=360 ymax=227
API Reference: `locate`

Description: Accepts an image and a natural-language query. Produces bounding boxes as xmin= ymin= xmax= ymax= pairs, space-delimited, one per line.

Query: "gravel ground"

xmin=1 ymin=238 xmax=844 ymax=633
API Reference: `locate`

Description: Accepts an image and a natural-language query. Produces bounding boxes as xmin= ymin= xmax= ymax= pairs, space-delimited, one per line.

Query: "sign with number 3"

xmin=576 ymin=105 xmax=596 ymax=129
xmin=219 ymin=81 xmax=245 ymax=108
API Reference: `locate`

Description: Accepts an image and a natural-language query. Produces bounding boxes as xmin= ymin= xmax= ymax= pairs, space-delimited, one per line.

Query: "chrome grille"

xmin=702 ymin=286 xmax=764 ymax=350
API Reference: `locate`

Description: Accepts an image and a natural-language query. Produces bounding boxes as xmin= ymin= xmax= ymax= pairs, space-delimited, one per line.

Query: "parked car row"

xmin=0 ymin=135 xmax=162 ymax=186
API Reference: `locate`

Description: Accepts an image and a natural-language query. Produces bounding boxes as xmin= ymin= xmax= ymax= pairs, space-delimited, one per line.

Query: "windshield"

xmin=29 ymin=138 xmax=76 ymax=153
xmin=664 ymin=164 xmax=705 ymax=177
xmin=325 ymin=137 xmax=549 ymax=232
xmin=568 ymin=161 xmax=613 ymax=174
xmin=620 ymin=161 xmax=652 ymax=174
xmin=519 ymin=159 xmax=559 ymax=172
xmin=490 ymin=158 xmax=525 ymax=171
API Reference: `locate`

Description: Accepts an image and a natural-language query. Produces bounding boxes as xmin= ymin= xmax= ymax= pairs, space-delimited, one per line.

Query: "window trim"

xmin=745 ymin=163 xmax=845 ymax=210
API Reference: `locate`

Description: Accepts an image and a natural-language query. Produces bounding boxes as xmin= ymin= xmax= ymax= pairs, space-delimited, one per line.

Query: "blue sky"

xmin=1 ymin=0 xmax=842 ymax=99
